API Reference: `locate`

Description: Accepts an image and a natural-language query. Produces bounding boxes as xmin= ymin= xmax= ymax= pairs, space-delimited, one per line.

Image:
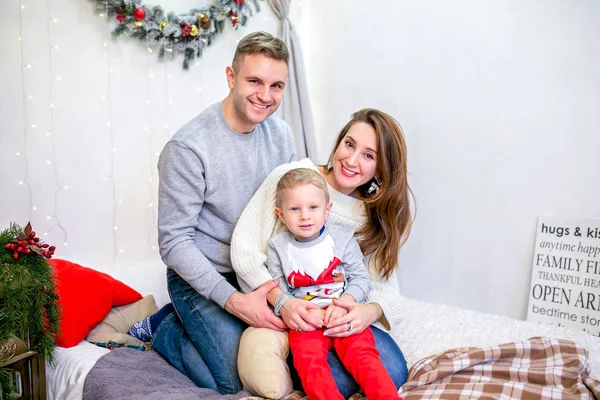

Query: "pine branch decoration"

xmin=92 ymin=0 xmax=262 ymax=69
xmin=0 ymin=223 xmax=61 ymax=361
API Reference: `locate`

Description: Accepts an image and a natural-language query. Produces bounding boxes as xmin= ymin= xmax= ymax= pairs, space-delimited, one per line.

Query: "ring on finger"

xmin=347 ymin=321 xmax=353 ymax=332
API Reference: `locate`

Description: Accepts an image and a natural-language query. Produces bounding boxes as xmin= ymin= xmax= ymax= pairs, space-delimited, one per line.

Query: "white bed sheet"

xmin=46 ymin=340 xmax=109 ymax=400
xmin=394 ymin=295 xmax=600 ymax=379
xmin=45 ymin=294 xmax=600 ymax=399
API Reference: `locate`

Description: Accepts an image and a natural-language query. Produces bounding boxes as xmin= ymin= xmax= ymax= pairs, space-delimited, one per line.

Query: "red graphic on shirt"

xmin=287 ymin=257 xmax=343 ymax=288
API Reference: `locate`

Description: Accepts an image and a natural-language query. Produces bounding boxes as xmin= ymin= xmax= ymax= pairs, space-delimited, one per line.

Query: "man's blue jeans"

xmin=152 ymin=269 xmax=247 ymax=394
xmin=152 ymin=269 xmax=408 ymax=396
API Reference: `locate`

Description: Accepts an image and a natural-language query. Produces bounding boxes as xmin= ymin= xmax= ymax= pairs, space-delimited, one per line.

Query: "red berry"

xmin=16 ymin=246 xmax=23 ymax=253
xmin=42 ymin=243 xmax=49 ymax=248
xmin=34 ymin=237 xmax=40 ymax=242
xmin=4 ymin=244 xmax=10 ymax=249
xmin=8 ymin=243 xmax=16 ymax=250
xmin=29 ymin=239 xmax=34 ymax=245
xmin=21 ymin=241 xmax=28 ymax=247
xmin=30 ymin=231 xmax=36 ymax=237
xmin=13 ymin=252 xmax=19 ymax=259
xmin=24 ymin=248 xmax=31 ymax=254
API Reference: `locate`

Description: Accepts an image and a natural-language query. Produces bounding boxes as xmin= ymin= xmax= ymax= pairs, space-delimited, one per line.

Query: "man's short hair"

xmin=232 ymin=31 xmax=289 ymax=73
xmin=276 ymin=168 xmax=330 ymax=207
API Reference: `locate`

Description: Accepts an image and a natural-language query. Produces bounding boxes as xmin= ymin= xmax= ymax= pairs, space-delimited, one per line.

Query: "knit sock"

xmin=128 ymin=303 xmax=174 ymax=342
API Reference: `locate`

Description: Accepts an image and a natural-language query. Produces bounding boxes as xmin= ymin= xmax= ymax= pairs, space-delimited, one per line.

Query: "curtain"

xmin=267 ymin=0 xmax=317 ymax=161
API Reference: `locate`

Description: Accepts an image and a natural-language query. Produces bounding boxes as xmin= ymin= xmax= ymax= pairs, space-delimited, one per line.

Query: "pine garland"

xmin=0 ymin=369 xmax=10 ymax=400
xmin=92 ymin=0 xmax=262 ymax=69
xmin=0 ymin=223 xmax=60 ymax=400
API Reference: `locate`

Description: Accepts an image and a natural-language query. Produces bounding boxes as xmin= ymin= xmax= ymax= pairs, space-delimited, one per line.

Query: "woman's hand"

xmin=323 ymin=299 xmax=382 ymax=337
xmin=280 ymin=297 xmax=323 ymax=332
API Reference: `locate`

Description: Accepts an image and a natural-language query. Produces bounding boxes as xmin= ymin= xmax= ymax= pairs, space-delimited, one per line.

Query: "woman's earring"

xmin=327 ymin=160 xmax=333 ymax=171
xmin=367 ymin=177 xmax=382 ymax=196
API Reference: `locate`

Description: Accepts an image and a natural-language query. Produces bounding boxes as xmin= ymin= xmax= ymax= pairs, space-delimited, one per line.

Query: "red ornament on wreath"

xmin=229 ymin=11 xmax=239 ymax=28
xmin=235 ymin=0 xmax=244 ymax=3
xmin=133 ymin=8 xmax=146 ymax=21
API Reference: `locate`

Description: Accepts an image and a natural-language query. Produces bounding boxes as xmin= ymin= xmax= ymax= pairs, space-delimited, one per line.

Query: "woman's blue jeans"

xmin=152 ymin=269 xmax=408 ymax=397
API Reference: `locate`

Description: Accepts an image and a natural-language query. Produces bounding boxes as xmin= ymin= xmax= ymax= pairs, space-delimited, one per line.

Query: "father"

xmin=153 ymin=31 xmax=295 ymax=394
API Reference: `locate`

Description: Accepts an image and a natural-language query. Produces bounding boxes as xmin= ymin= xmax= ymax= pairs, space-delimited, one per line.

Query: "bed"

xmin=45 ymin=259 xmax=600 ymax=399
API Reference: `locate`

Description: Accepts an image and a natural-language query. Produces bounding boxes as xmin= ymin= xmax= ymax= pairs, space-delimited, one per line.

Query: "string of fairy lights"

xmin=9 ymin=0 xmax=281 ymax=265
xmin=45 ymin=0 xmax=69 ymax=246
xmin=16 ymin=0 xmax=33 ymax=223
xmin=145 ymin=34 xmax=158 ymax=251
xmin=16 ymin=0 xmax=68 ymax=245
xmin=100 ymin=2 xmax=120 ymax=265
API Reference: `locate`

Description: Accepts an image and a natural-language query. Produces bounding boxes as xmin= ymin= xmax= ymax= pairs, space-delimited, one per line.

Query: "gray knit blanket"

xmin=82 ymin=348 xmax=253 ymax=400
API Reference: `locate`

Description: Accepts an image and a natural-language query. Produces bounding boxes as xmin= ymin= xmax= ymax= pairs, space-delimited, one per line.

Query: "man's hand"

xmin=224 ymin=280 xmax=287 ymax=331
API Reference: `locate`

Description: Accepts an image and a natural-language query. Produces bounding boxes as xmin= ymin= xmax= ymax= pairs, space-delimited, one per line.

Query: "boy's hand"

xmin=306 ymin=308 xmax=326 ymax=326
xmin=324 ymin=294 xmax=355 ymax=326
xmin=280 ymin=297 xmax=323 ymax=332
xmin=324 ymin=304 xmax=348 ymax=325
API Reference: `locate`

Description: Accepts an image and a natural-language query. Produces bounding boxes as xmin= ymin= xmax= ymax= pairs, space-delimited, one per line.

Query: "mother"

xmin=231 ymin=108 xmax=414 ymax=399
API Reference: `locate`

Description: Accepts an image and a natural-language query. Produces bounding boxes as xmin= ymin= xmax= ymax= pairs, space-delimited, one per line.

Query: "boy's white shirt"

xmin=287 ymin=234 xmax=335 ymax=281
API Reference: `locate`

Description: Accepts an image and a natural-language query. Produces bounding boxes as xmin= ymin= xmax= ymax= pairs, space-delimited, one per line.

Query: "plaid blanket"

xmin=241 ymin=337 xmax=600 ymax=400
xmin=398 ymin=336 xmax=600 ymax=400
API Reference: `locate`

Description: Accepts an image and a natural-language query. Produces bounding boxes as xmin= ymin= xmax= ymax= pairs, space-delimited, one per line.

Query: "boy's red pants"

xmin=288 ymin=326 xmax=401 ymax=400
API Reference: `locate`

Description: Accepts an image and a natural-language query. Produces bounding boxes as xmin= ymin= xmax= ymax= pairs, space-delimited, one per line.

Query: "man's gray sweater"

xmin=158 ymin=101 xmax=295 ymax=307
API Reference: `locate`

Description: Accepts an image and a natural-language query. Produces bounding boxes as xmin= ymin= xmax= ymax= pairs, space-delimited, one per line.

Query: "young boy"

xmin=268 ymin=168 xmax=402 ymax=400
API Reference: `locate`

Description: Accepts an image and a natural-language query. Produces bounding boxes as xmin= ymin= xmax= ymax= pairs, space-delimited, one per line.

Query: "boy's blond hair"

xmin=276 ymin=168 xmax=330 ymax=207
xmin=232 ymin=31 xmax=289 ymax=73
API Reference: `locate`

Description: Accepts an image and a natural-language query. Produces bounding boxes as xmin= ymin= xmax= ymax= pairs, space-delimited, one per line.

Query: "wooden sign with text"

xmin=527 ymin=215 xmax=600 ymax=336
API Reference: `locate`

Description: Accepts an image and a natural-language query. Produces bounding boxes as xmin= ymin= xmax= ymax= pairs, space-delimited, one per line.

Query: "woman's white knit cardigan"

xmin=231 ymin=158 xmax=403 ymax=332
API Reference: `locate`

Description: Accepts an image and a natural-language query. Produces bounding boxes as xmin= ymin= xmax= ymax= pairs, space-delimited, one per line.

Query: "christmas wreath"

xmin=92 ymin=0 xmax=262 ymax=69
xmin=0 ymin=223 xmax=60 ymax=399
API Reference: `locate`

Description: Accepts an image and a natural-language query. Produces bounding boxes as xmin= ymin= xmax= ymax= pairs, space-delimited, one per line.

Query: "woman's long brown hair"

xmin=325 ymin=109 xmax=415 ymax=279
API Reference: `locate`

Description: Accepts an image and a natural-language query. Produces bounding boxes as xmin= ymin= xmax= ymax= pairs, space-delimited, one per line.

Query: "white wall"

xmin=0 ymin=0 xmax=281 ymax=271
xmin=2 ymin=0 xmax=599 ymax=321
xmin=305 ymin=0 xmax=600 ymax=319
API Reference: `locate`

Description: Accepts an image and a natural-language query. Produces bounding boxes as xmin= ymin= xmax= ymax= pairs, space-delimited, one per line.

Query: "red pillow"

xmin=49 ymin=259 xmax=142 ymax=348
